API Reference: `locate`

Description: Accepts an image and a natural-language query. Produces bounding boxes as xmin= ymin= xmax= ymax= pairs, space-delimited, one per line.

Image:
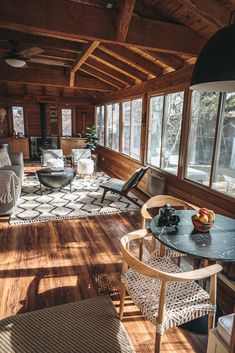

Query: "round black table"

xmin=150 ymin=210 xmax=235 ymax=262
xmin=36 ymin=167 xmax=76 ymax=194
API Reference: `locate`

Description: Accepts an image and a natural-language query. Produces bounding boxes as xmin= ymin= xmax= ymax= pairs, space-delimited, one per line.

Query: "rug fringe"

xmin=10 ymin=208 xmax=139 ymax=225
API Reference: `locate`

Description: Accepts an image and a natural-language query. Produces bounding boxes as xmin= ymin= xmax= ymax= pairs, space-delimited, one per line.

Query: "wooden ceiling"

xmin=0 ymin=0 xmax=234 ymax=102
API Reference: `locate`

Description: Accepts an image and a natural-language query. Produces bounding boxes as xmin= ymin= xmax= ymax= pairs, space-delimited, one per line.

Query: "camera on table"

xmin=158 ymin=204 xmax=180 ymax=227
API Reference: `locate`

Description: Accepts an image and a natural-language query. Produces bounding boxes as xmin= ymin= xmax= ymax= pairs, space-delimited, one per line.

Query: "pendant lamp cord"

xmin=229 ymin=10 xmax=235 ymax=24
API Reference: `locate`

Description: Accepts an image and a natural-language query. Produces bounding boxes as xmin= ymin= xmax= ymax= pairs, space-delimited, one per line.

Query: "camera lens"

xmin=168 ymin=215 xmax=180 ymax=226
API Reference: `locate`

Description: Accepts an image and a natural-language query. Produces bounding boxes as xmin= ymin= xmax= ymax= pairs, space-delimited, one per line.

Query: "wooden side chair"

xmin=100 ymin=166 xmax=149 ymax=207
xmin=140 ymin=195 xmax=199 ymax=260
xmin=119 ymin=229 xmax=222 ymax=353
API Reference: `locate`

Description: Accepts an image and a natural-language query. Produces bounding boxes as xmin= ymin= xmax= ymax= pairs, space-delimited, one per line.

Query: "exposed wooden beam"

xmin=92 ymin=49 xmax=147 ymax=82
xmin=0 ymin=64 xmax=116 ymax=91
xmin=116 ymin=0 xmax=136 ymax=42
xmin=86 ymin=57 xmax=134 ymax=86
xmin=0 ymin=0 xmax=205 ymax=55
xmin=142 ymin=49 xmax=185 ymax=70
xmin=0 ymin=29 xmax=84 ymax=53
xmin=178 ymin=0 xmax=230 ymax=28
xmin=70 ymin=41 xmax=100 ymax=87
xmin=79 ymin=64 xmax=126 ymax=90
xmin=0 ymin=93 xmax=92 ymax=104
xmin=101 ymin=44 xmax=163 ymax=77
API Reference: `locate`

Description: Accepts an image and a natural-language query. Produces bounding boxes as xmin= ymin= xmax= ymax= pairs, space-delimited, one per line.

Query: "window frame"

xmin=105 ymin=101 xmax=120 ymax=152
xmin=11 ymin=105 xmax=25 ymax=136
xmin=95 ymin=105 xmax=105 ymax=146
xmin=120 ymin=95 xmax=143 ymax=162
xmin=146 ymin=89 xmax=185 ymax=175
xmin=61 ymin=107 xmax=73 ymax=137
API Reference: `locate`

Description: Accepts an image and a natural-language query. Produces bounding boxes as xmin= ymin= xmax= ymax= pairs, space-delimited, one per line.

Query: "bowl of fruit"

xmin=192 ymin=208 xmax=215 ymax=232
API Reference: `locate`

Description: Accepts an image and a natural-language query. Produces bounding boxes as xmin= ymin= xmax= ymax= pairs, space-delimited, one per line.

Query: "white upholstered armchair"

xmin=41 ymin=149 xmax=65 ymax=169
xmin=71 ymin=149 xmax=94 ymax=176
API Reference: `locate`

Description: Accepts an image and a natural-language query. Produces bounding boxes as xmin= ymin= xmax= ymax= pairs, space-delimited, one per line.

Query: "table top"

xmin=150 ymin=210 xmax=235 ymax=262
xmin=36 ymin=167 xmax=75 ymax=176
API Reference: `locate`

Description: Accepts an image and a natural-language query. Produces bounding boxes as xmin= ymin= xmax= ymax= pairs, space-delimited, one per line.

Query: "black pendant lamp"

xmin=190 ymin=12 xmax=235 ymax=92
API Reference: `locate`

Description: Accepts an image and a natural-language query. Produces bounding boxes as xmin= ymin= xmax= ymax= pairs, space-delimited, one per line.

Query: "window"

xmin=186 ymin=92 xmax=219 ymax=185
xmin=61 ymin=108 xmax=72 ymax=136
xmin=95 ymin=106 xmax=105 ymax=145
xmin=122 ymin=98 xmax=142 ymax=160
xmin=212 ymin=92 xmax=235 ymax=197
xmin=106 ymin=103 xmax=120 ymax=151
xmin=147 ymin=91 xmax=184 ymax=174
xmin=12 ymin=106 xmax=25 ymax=136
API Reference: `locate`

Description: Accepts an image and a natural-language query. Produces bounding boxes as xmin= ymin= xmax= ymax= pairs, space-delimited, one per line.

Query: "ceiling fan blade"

xmin=18 ymin=47 xmax=44 ymax=57
xmin=30 ymin=57 xmax=66 ymax=66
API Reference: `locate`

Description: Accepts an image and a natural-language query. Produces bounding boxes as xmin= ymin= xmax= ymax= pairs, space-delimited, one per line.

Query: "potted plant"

xmin=85 ymin=125 xmax=99 ymax=170
xmin=85 ymin=125 xmax=98 ymax=152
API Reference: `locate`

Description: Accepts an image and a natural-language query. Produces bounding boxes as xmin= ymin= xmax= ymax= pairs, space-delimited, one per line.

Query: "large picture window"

xmin=147 ymin=91 xmax=184 ymax=174
xmin=61 ymin=108 xmax=72 ymax=136
xmin=106 ymin=103 xmax=120 ymax=151
xmin=212 ymin=92 xmax=235 ymax=197
xmin=95 ymin=105 xmax=105 ymax=145
xmin=186 ymin=92 xmax=219 ymax=185
xmin=12 ymin=106 xmax=25 ymax=136
xmin=122 ymin=98 xmax=142 ymax=160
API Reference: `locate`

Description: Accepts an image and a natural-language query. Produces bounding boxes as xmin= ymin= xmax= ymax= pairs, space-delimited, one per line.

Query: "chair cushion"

xmin=72 ymin=149 xmax=91 ymax=163
xmin=217 ymin=313 xmax=234 ymax=345
xmin=102 ymin=178 xmax=126 ymax=192
xmin=0 ymin=147 xmax=12 ymax=168
xmin=122 ymin=256 xmax=215 ymax=335
xmin=46 ymin=158 xmax=64 ymax=169
xmin=77 ymin=158 xmax=94 ymax=175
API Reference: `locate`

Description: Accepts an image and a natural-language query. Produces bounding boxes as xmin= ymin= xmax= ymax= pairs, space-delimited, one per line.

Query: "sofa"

xmin=0 ymin=152 xmax=24 ymax=216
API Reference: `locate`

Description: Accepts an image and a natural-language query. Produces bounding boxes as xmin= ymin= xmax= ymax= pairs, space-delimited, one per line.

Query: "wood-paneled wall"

xmin=0 ymin=100 xmax=94 ymax=137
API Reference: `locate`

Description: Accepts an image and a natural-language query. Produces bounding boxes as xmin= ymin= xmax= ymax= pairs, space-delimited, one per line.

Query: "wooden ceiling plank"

xmin=0 ymin=0 xmax=205 ymax=55
xmin=0 ymin=64 xmax=116 ymax=91
xmin=86 ymin=58 xmax=133 ymax=86
xmin=92 ymin=49 xmax=148 ymax=82
xmin=79 ymin=65 xmax=124 ymax=90
xmin=116 ymin=0 xmax=136 ymax=42
xmin=70 ymin=41 xmax=100 ymax=87
xmin=101 ymin=44 xmax=163 ymax=77
xmin=177 ymin=0 xmax=230 ymax=28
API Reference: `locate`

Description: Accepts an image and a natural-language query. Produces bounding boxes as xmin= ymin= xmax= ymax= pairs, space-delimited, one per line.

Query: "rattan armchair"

xmin=119 ymin=229 xmax=222 ymax=353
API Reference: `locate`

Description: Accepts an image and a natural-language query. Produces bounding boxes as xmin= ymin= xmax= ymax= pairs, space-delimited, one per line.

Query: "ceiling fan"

xmin=3 ymin=41 xmax=66 ymax=68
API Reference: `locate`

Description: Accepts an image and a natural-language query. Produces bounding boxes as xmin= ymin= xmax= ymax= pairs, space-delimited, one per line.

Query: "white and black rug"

xmin=10 ymin=172 xmax=142 ymax=225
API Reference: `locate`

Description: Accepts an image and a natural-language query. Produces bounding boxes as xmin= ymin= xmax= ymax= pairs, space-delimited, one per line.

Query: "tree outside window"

xmin=147 ymin=91 xmax=184 ymax=174
xmin=61 ymin=108 xmax=72 ymax=137
xmin=122 ymin=98 xmax=142 ymax=160
xmin=12 ymin=106 xmax=25 ymax=136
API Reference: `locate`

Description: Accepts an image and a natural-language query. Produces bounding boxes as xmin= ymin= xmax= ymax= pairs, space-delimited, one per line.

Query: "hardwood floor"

xmin=0 ymin=211 xmax=207 ymax=353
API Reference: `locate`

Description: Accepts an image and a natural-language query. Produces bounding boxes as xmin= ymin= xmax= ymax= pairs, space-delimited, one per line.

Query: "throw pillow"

xmin=0 ymin=148 xmax=12 ymax=168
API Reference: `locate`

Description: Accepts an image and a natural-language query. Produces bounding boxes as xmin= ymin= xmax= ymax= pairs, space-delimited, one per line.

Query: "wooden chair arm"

xmin=140 ymin=205 xmax=152 ymax=221
xmin=120 ymin=230 xmax=222 ymax=283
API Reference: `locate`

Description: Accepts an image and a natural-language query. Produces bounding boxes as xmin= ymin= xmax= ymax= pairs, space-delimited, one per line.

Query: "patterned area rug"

xmin=10 ymin=172 xmax=142 ymax=225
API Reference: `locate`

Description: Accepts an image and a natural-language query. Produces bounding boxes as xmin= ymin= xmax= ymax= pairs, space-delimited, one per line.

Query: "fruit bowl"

xmin=192 ymin=208 xmax=215 ymax=233
xmin=192 ymin=215 xmax=214 ymax=233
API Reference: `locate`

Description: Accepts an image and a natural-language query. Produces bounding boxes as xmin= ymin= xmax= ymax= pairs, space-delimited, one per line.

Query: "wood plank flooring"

xmin=0 ymin=211 xmax=207 ymax=353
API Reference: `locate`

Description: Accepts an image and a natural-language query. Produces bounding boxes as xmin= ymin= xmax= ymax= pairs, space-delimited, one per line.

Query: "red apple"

xmin=199 ymin=208 xmax=209 ymax=216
